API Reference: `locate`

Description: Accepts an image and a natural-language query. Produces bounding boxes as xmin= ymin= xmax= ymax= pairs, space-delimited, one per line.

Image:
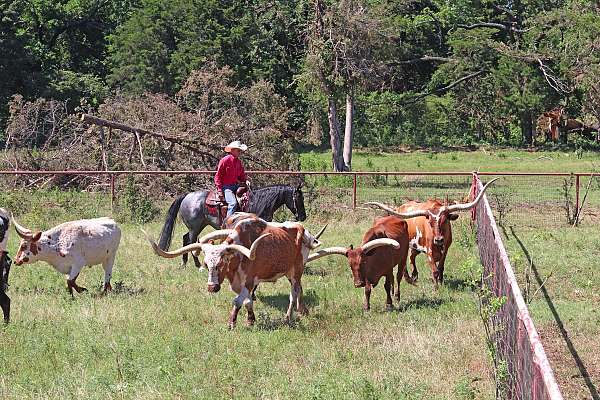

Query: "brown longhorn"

xmin=306 ymin=238 xmax=400 ymax=263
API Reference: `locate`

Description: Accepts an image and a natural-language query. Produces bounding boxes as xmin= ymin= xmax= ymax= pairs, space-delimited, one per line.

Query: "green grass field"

xmin=0 ymin=205 xmax=493 ymax=399
xmin=1 ymin=148 xmax=599 ymax=399
xmin=301 ymin=147 xmax=600 ymax=173
xmin=502 ymin=224 xmax=600 ymax=399
xmin=301 ymin=148 xmax=600 ymax=230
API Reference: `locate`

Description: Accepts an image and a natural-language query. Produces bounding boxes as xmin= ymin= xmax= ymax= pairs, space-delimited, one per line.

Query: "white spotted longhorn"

xmin=12 ymin=215 xmax=121 ymax=296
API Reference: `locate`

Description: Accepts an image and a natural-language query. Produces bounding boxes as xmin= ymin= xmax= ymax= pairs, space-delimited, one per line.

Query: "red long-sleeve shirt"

xmin=214 ymin=154 xmax=247 ymax=191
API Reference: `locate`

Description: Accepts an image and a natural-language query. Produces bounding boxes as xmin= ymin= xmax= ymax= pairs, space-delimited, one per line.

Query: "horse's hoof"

xmin=385 ymin=304 xmax=394 ymax=312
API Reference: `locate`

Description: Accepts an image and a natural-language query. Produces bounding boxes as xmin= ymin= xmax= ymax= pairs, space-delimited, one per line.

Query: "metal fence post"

xmin=575 ymin=174 xmax=580 ymax=214
xmin=110 ymin=173 xmax=116 ymax=214
xmin=352 ymin=173 xmax=357 ymax=209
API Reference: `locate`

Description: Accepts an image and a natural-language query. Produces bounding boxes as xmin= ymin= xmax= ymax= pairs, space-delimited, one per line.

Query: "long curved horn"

xmin=361 ymin=238 xmax=400 ymax=253
xmin=224 ymin=233 xmax=272 ymax=260
xmin=314 ymin=224 xmax=328 ymax=240
xmin=143 ymin=229 xmax=204 ymax=258
xmin=446 ymin=177 xmax=501 ymax=212
xmin=11 ymin=213 xmax=33 ymax=239
xmin=364 ymin=202 xmax=429 ymax=219
xmin=306 ymin=247 xmax=348 ymax=263
xmin=198 ymin=229 xmax=235 ymax=244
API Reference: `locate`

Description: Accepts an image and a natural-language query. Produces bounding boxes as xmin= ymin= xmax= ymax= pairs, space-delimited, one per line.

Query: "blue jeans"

xmin=222 ymin=184 xmax=239 ymax=217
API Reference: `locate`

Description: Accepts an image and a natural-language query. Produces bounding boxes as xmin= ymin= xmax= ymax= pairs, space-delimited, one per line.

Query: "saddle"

xmin=205 ymin=186 xmax=250 ymax=225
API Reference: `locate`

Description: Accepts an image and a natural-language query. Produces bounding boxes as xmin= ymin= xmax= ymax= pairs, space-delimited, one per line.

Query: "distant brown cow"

xmin=366 ymin=178 xmax=498 ymax=288
xmin=306 ymin=216 xmax=410 ymax=310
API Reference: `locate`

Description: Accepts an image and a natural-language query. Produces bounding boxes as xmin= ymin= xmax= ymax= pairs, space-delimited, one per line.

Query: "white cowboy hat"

xmin=224 ymin=140 xmax=248 ymax=152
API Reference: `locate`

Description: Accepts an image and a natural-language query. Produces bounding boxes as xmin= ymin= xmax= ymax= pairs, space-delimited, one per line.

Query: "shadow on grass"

xmin=510 ymin=226 xmax=599 ymax=400
xmin=111 ymin=281 xmax=146 ymax=296
xmin=444 ymin=277 xmax=473 ymax=292
xmin=249 ymin=289 xmax=320 ymax=331
xmin=396 ymin=296 xmax=444 ymax=312
xmin=13 ymin=281 xmax=146 ymax=297
xmin=254 ymin=312 xmax=304 ymax=331
xmin=303 ymin=266 xmax=330 ymax=277
xmin=258 ymin=288 xmax=319 ymax=311
xmin=13 ymin=286 xmax=65 ymax=295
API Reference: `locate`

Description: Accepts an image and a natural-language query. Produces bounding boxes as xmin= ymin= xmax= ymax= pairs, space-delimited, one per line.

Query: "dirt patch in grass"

xmin=538 ymin=323 xmax=600 ymax=399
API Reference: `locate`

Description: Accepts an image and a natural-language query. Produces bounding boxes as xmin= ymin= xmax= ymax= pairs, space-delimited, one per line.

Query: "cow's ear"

xmin=448 ymin=214 xmax=459 ymax=221
xmin=32 ymin=231 xmax=42 ymax=241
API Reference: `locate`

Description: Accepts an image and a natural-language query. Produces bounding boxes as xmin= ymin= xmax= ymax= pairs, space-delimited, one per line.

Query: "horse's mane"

xmin=255 ymin=184 xmax=294 ymax=190
xmin=249 ymin=185 xmax=294 ymax=219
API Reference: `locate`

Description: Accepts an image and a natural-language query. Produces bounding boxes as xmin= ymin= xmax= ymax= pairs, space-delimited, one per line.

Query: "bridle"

xmin=290 ymin=188 xmax=301 ymax=219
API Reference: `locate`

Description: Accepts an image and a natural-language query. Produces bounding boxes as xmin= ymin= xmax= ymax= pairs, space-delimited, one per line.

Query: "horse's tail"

xmin=158 ymin=194 xmax=187 ymax=250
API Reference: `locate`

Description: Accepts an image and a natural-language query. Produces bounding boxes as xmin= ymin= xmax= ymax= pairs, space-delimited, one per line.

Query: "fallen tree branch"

xmin=457 ymin=22 xmax=529 ymax=33
xmin=403 ymin=70 xmax=488 ymax=105
xmin=80 ymin=113 xmax=220 ymax=163
xmin=134 ymin=131 xmax=146 ymax=168
xmin=81 ymin=114 xmax=219 ymax=151
xmin=394 ymin=56 xmax=454 ymax=65
xmin=492 ymin=3 xmax=516 ymax=18
xmin=537 ymin=58 xmax=571 ymax=94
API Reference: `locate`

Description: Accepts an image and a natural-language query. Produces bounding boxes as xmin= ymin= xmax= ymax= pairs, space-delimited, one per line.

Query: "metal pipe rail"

xmin=1 ymin=170 xmax=596 ymax=212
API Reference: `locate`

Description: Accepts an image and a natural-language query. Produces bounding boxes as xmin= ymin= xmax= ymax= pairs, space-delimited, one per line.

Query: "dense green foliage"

xmin=1 ymin=0 xmax=599 ymax=149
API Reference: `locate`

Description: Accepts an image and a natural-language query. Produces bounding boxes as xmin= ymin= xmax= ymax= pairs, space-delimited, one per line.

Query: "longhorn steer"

xmin=222 ymin=212 xmax=326 ymax=300
xmin=12 ymin=216 xmax=121 ymax=296
xmin=1 ymin=208 xmax=11 ymax=323
xmin=306 ymin=216 xmax=409 ymax=311
xmin=366 ymin=178 xmax=498 ymax=287
xmin=147 ymin=219 xmax=318 ymax=328
xmin=223 ymin=213 xmax=326 ymax=262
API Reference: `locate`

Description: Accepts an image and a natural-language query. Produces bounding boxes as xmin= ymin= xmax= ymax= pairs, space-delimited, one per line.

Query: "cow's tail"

xmin=158 ymin=194 xmax=187 ymax=251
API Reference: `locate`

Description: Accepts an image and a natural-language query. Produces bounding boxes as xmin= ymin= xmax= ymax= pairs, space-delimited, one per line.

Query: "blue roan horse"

xmin=158 ymin=184 xmax=307 ymax=267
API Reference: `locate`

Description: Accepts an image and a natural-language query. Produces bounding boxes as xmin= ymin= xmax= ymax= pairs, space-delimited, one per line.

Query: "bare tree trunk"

xmin=328 ymin=97 xmax=345 ymax=171
xmin=520 ymin=110 xmax=533 ymax=146
xmin=343 ymin=93 xmax=354 ymax=171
